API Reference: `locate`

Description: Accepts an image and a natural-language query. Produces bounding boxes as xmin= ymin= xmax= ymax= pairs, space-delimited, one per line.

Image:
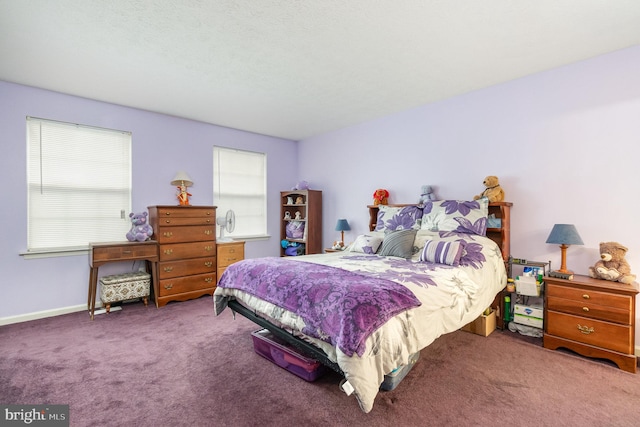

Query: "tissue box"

xmin=513 ymin=304 xmax=543 ymax=328
xmin=461 ymin=309 xmax=496 ymax=337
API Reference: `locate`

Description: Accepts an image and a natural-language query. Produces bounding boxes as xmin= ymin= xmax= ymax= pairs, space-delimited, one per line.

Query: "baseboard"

xmin=0 ymin=304 xmax=89 ymax=326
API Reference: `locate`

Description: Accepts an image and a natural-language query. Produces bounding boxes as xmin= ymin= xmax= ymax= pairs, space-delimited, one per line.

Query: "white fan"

xmin=217 ymin=209 xmax=236 ymax=242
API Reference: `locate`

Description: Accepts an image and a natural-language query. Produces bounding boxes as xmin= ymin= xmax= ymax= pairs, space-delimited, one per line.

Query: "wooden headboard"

xmin=367 ymin=202 xmax=513 ymax=261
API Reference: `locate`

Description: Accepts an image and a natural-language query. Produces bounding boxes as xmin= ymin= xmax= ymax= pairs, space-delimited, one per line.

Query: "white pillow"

xmin=349 ymin=234 xmax=383 ymax=254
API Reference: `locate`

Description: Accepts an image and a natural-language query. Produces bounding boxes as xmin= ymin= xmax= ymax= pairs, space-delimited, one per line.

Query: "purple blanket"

xmin=218 ymin=257 xmax=421 ymax=357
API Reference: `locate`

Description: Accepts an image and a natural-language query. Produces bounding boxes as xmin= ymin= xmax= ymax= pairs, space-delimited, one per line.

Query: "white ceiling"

xmin=1 ymin=1 xmax=639 ymax=141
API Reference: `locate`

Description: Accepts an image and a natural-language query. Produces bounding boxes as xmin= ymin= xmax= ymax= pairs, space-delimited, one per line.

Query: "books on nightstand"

xmin=549 ymin=271 xmax=574 ymax=280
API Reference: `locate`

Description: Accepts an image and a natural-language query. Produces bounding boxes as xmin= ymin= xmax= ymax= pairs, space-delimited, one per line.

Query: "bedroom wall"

xmin=299 ymin=45 xmax=640 ymax=338
xmin=0 ymin=81 xmax=296 ymax=322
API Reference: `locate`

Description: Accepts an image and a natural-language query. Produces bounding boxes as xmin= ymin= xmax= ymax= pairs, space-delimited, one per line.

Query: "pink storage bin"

xmin=251 ymin=329 xmax=327 ymax=382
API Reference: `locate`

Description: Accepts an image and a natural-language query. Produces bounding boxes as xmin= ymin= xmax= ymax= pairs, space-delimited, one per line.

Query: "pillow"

xmin=375 ymin=205 xmax=423 ymax=232
xmin=378 ymin=229 xmax=417 ymax=259
xmin=421 ymin=199 xmax=488 ymax=235
xmin=350 ymin=234 xmax=383 ymax=254
xmin=419 ymin=239 xmax=465 ymax=266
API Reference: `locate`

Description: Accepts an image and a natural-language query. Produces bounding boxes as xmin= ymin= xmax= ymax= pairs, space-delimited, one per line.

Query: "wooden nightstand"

xmin=217 ymin=240 xmax=245 ymax=281
xmin=544 ymin=274 xmax=639 ymax=373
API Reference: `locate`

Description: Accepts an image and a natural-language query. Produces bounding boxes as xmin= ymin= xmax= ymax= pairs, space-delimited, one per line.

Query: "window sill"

xmin=20 ymin=247 xmax=89 ymax=259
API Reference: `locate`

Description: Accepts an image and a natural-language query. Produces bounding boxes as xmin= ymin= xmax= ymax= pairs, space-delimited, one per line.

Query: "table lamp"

xmin=171 ymin=171 xmax=193 ymax=206
xmin=335 ymin=219 xmax=351 ymax=247
xmin=546 ymin=224 xmax=584 ymax=274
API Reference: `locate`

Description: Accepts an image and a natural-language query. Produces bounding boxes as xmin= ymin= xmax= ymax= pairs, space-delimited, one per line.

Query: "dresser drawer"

xmin=546 ymin=311 xmax=633 ymax=354
xmin=158 ymin=257 xmax=216 ymax=279
xmin=158 ymin=273 xmax=216 ymax=296
xmin=155 ymin=206 xmax=215 ymax=218
xmin=92 ymin=243 xmax=157 ymax=262
xmin=547 ymin=296 xmax=632 ymax=324
xmin=159 ymin=241 xmax=215 ymax=261
xmin=218 ymin=243 xmax=245 ymax=268
xmin=156 ymin=225 xmax=215 ymax=243
xmin=547 ymin=284 xmax=632 ymax=311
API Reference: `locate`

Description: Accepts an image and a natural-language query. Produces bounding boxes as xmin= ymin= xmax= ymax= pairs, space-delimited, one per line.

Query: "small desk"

xmin=88 ymin=241 xmax=158 ymax=320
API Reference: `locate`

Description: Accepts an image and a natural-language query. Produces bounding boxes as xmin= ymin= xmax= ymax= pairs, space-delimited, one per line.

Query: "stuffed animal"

xmin=126 ymin=212 xmax=153 ymax=242
xmin=373 ymin=188 xmax=389 ymax=206
xmin=295 ymin=196 xmax=304 ymax=204
xmin=292 ymin=180 xmax=310 ymax=191
xmin=588 ymin=242 xmax=636 ymax=284
xmin=419 ymin=185 xmax=436 ymax=204
xmin=473 ymin=175 xmax=505 ymax=203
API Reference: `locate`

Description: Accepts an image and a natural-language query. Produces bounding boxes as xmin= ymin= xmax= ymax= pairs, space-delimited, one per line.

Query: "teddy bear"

xmin=126 ymin=212 xmax=153 ymax=242
xmin=418 ymin=185 xmax=436 ymax=204
xmin=588 ymin=242 xmax=636 ymax=284
xmin=373 ymin=188 xmax=389 ymax=206
xmin=473 ymin=175 xmax=505 ymax=203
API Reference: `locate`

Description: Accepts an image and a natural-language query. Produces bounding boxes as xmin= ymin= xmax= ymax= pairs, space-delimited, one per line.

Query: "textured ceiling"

xmin=1 ymin=0 xmax=639 ymax=140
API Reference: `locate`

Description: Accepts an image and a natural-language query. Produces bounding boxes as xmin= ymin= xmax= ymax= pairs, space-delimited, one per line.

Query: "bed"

xmin=214 ymin=199 xmax=511 ymax=413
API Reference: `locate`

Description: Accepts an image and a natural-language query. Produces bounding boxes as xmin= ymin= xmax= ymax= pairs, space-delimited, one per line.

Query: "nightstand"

xmin=544 ymin=274 xmax=639 ymax=373
xmin=217 ymin=240 xmax=245 ymax=281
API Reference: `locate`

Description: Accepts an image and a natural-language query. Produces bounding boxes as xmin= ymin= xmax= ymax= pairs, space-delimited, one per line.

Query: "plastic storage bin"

xmin=380 ymin=352 xmax=420 ymax=391
xmin=251 ymin=329 xmax=326 ymax=382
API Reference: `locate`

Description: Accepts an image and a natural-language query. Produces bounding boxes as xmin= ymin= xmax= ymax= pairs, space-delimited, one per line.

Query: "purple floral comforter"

xmin=216 ymin=257 xmax=421 ymax=357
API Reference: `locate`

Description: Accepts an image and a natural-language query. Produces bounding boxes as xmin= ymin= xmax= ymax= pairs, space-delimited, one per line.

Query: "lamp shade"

xmin=170 ymin=171 xmax=193 ymax=187
xmin=335 ymin=219 xmax=351 ymax=232
xmin=545 ymin=224 xmax=584 ymax=246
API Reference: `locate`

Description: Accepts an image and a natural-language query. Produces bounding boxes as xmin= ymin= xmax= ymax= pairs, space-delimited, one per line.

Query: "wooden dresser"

xmin=544 ymin=274 xmax=638 ymax=373
xmin=216 ymin=240 xmax=245 ymax=282
xmin=148 ymin=205 xmax=217 ymax=307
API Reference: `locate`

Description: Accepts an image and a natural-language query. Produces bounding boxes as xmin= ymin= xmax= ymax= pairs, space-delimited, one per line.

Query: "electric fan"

xmin=217 ymin=209 xmax=236 ymax=242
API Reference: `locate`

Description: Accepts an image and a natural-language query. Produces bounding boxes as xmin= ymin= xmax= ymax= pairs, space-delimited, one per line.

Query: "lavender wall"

xmin=299 ymin=45 xmax=640 ymax=339
xmin=0 ymin=81 xmax=296 ymax=320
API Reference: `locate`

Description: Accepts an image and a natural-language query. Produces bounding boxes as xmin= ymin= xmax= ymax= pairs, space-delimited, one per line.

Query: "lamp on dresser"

xmin=546 ymin=223 xmax=583 ymax=276
xmin=171 ymin=171 xmax=193 ymax=206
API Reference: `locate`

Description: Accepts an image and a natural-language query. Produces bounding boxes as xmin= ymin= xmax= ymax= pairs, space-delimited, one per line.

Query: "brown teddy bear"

xmin=473 ymin=175 xmax=505 ymax=203
xmin=373 ymin=189 xmax=389 ymax=206
xmin=588 ymin=242 xmax=636 ymax=284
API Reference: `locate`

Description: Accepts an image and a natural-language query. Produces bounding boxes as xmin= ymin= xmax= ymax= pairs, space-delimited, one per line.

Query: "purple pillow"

xmin=419 ymin=239 xmax=465 ymax=266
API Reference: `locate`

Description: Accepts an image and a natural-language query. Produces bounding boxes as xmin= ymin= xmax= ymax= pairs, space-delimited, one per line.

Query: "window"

xmin=26 ymin=117 xmax=132 ymax=253
xmin=213 ymin=146 xmax=267 ymax=239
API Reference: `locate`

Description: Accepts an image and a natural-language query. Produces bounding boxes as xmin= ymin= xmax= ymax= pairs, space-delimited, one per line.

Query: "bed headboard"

xmin=367 ymin=202 xmax=513 ymax=261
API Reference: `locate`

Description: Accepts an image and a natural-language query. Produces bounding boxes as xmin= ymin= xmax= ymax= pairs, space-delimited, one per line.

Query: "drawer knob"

xmin=205 ymin=262 xmax=213 ymax=267
xmin=577 ymin=324 xmax=595 ymax=335
xmin=164 ymin=219 xmax=171 ymax=224
xmin=206 ymin=219 xmax=211 ymax=223
xmin=205 ymin=246 xmax=213 ymax=251
xmin=204 ymin=230 xmax=212 ymax=235
xmin=582 ymin=294 xmax=590 ymax=299
xmin=163 ymin=266 xmax=174 ymax=272
xmin=205 ymin=277 xmax=213 ymax=283
xmin=164 ymin=284 xmax=173 ymax=290
xmin=164 ymin=249 xmax=173 ymax=255
xmin=582 ymin=307 xmax=589 ymax=312
xmin=163 ymin=232 xmax=173 ymax=237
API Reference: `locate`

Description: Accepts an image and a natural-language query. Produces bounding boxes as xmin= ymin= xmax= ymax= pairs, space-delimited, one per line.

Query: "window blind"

xmin=213 ymin=146 xmax=267 ymax=238
xmin=26 ymin=117 xmax=132 ymax=252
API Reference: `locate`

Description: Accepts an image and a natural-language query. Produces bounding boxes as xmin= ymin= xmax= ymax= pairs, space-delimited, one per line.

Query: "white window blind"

xmin=213 ymin=146 xmax=267 ymax=239
xmin=26 ymin=117 xmax=132 ymax=252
